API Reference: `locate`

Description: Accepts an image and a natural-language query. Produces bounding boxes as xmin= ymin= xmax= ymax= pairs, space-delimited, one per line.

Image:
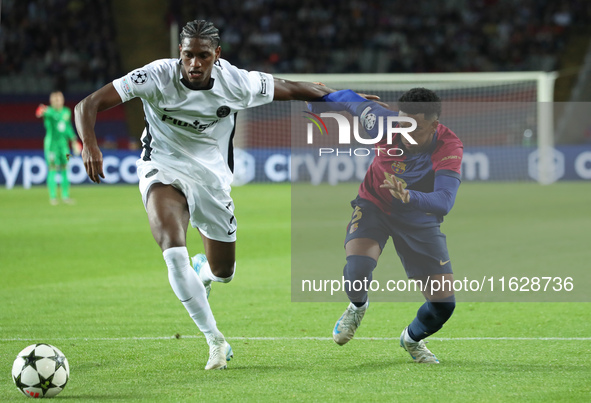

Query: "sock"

xmin=163 ymin=247 xmax=221 ymax=339
xmin=343 ymin=255 xmax=377 ymax=307
xmin=404 ymin=329 xmax=416 ymax=344
xmin=407 ymin=295 xmax=456 ymax=341
xmin=60 ymin=169 xmax=70 ymax=199
xmin=199 ymin=261 xmax=235 ymax=284
xmin=349 ymin=300 xmax=368 ymax=311
xmin=47 ymin=169 xmax=57 ymax=200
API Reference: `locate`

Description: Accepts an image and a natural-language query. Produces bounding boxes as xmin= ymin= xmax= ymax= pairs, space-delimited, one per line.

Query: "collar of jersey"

xmin=427 ymin=128 xmax=438 ymax=152
xmin=180 ymin=77 xmax=215 ymax=91
xmin=176 ymin=58 xmax=217 ymax=91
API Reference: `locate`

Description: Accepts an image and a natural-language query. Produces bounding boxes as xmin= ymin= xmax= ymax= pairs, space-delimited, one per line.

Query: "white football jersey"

xmin=112 ymin=58 xmax=274 ymax=190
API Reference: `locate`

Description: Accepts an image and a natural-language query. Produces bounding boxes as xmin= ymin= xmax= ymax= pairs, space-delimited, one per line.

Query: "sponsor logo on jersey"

xmin=145 ymin=169 xmax=158 ymax=178
xmin=130 ymin=69 xmax=148 ymax=85
xmin=391 ymin=161 xmax=407 ymax=174
xmin=192 ymin=119 xmax=219 ymax=132
xmin=441 ymin=155 xmax=460 ymax=162
xmin=161 ymin=114 xmax=219 ymax=132
xmin=216 ymin=106 xmax=231 ymax=118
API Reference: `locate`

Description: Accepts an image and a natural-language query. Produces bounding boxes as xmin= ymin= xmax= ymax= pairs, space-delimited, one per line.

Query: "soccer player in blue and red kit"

xmin=309 ymin=87 xmax=463 ymax=363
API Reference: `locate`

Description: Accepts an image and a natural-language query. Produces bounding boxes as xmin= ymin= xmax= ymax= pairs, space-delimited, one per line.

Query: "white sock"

xmin=404 ymin=328 xmax=418 ymax=343
xmin=199 ymin=261 xmax=235 ymax=284
xmin=163 ymin=247 xmax=222 ymax=339
xmin=349 ymin=301 xmax=368 ymax=311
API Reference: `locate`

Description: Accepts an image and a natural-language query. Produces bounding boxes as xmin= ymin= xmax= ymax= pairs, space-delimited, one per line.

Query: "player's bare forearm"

xmin=74 ymin=83 xmax=122 ymax=183
xmin=74 ymin=92 xmax=102 ymax=183
xmin=273 ymin=78 xmax=335 ymax=101
xmin=74 ymin=83 xmax=122 ymax=146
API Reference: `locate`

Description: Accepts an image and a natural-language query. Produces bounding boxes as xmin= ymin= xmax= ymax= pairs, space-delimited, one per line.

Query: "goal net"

xmin=233 ymin=72 xmax=557 ymax=185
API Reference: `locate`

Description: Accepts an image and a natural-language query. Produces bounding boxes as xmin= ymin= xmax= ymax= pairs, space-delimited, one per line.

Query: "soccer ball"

xmin=12 ymin=344 xmax=70 ymax=398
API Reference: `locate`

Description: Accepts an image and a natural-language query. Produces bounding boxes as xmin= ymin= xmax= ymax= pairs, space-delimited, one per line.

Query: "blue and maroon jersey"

xmin=359 ymin=123 xmax=463 ymax=227
xmin=308 ymin=89 xmax=463 ymax=227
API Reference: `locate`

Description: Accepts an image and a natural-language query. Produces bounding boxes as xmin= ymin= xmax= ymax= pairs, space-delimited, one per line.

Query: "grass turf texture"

xmin=0 ymin=183 xmax=589 ymax=402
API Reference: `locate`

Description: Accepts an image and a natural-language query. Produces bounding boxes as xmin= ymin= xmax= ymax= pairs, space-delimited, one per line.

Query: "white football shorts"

xmin=137 ymin=160 xmax=237 ymax=242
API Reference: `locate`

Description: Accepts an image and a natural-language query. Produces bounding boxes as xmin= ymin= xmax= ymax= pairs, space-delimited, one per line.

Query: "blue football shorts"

xmin=344 ymin=196 xmax=453 ymax=279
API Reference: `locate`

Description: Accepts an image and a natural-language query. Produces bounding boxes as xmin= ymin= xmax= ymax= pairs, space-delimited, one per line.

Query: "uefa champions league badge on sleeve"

xmin=131 ymin=69 xmax=148 ymax=85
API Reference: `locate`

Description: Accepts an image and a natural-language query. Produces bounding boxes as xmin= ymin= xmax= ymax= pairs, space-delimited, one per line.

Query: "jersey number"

xmin=349 ymin=206 xmax=362 ymax=234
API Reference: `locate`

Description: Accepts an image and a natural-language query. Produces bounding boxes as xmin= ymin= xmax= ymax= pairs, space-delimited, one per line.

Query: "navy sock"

xmin=343 ymin=255 xmax=377 ymax=306
xmin=407 ymin=295 xmax=456 ymax=341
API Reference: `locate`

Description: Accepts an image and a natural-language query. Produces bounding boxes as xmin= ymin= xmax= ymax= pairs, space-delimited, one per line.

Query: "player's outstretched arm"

xmin=74 ymin=83 xmax=123 ymax=183
xmin=272 ymin=78 xmax=382 ymax=102
xmin=307 ymin=89 xmax=389 ymax=115
xmin=273 ymin=78 xmax=335 ymax=101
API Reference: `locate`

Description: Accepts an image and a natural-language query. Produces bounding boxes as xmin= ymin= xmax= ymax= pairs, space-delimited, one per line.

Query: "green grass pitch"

xmin=0 ymin=182 xmax=589 ymax=402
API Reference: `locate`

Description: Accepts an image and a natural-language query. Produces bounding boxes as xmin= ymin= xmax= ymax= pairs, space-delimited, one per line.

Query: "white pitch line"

xmin=1 ymin=336 xmax=590 ymax=342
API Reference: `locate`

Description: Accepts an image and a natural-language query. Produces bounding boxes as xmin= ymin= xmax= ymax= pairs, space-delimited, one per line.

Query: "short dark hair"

xmin=398 ymin=88 xmax=442 ymax=120
xmin=180 ymin=20 xmax=220 ymax=48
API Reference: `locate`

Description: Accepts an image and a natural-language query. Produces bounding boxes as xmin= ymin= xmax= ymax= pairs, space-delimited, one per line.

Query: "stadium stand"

xmin=0 ymin=0 xmax=121 ymax=94
xmin=2 ymin=0 xmax=589 ymax=91
xmin=0 ymin=0 xmax=126 ymax=149
xmin=170 ymin=0 xmax=589 ymax=74
xmin=1 ymin=0 xmax=590 ymax=151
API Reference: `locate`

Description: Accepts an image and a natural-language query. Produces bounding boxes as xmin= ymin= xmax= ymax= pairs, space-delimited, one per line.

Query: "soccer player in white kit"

xmin=74 ymin=20 xmax=366 ymax=370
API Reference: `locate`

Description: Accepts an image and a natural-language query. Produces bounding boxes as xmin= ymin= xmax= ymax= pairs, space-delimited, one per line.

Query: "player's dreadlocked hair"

xmin=398 ymin=88 xmax=442 ymax=120
xmin=180 ymin=20 xmax=221 ymax=48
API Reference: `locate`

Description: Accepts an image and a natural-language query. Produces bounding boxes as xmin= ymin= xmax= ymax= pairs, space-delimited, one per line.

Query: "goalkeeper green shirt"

xmin=43 ymin=106 xmax=75 ymax=165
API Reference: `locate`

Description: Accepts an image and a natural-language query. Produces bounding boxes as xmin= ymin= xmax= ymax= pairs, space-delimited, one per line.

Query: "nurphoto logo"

xmin=303 ymin=107 xmax=417 ymax=157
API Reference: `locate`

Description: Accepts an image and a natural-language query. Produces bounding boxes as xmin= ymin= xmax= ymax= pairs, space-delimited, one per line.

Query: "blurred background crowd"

xmin=173 ymin=0 xmax=588 ymax=74
xmin=1 ymin=0 xmax=590 ymax=150
xmin=1 ymin=0 xmax=590 ymax=94
xmin=1 ymin=0 xmax=120 ymax=93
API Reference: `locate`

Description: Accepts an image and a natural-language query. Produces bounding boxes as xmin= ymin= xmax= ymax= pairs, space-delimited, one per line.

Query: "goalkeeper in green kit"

xmin=36 ymin=91 xmax=81 ymax=204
